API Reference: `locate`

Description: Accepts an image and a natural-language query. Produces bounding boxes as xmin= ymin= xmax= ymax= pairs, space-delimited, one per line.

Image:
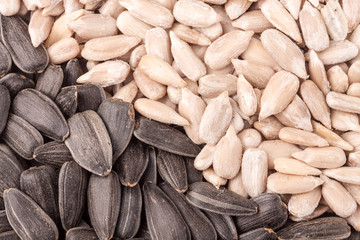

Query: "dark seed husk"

xmin=65 ymin=110 xmax=112 ymax=176
xmin=0 ymin=85 xmax=10 ymax=135
xmin=0 ymin=15 xmax=48 ymax=74
xmin=134 ymin=117 xmax=201 ymax=157
xmin=0 ymin=41 xmax=11 ymax=77
xmin=3 ymin=188 xmax=58 ymax=240
xmin=160 ymin=182 xmax=217 ymax=240
xmin=140 ymin=146 xmax=157 ymax=185
xmin=239 ymin=228 xmax=277 ymax=240
xmin=0 ymin=230 xmax=20 ymax=240
xmin=63 ymin=59 xmax=83 ymax=87
xmin=203 ymin=211 xmax=238 ymax=240
xmin=55 ymin=86 xmax=78 ymax=119
xmin=0 ymin=73 xmax=35 ymax=98
xmin=59 ymin=161 xmax=88 ymax=231
xmin=88 ymin=172 xmax=121 ymax=240
xmin=347 ymin=227 xmax=360 ymax=240
xmin=20 ymin=165 xmax=59 ymax=223
xmin=184 ymin=157 xmax=202 ymax=184
xmin=277 ymin=217 xmax=351 ymax=240
xmin=235 ymin=193 xmax=288 ymax=233
xmin=186 ymin=182 xmax=258 ymax=216
xmin=142 ymin=182 xmax=191 ymax=240
xmin=97 ymin=99 xmax=135 ymax=161
xmin=114 ymin=139 xmax=149 ymax=187
xmin=35 ymin=64 xmax=63 ymax=100
xmin=0 ymin=144 xmax=24 ymax=198
xmin=115 ymin=184 xmax=142 ymax=239
xmin=0 ymin=210 xmax=12 ymax=233
xmin=2 ymin=113 xmax=44 ymax=160
xmin=33 ymin=141 xmax=73 ymax=167
xmin=12 ymin=88 xmax=69 ymax=141
xmin=77 ymin=84 xmax=106 ymax=112
xmin=157 ymin=150 xmax=188 ymax=193
xmin=66 ymin=227 xmax=98 ymax=240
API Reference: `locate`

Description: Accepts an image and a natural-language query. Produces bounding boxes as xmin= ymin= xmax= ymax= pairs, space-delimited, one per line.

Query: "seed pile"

xmin=0 ymin=0 xmax=360 ymax=239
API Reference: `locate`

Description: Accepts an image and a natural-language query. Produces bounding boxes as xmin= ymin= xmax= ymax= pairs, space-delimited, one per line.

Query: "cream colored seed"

xmin=327 ymin=65 xmax=349 ymax=93
xmin=342 ymin=0 xmax=360 ymax=32
xmin=224 ymin=0 xmax=252 ymax=20
xmin=232 ymin=10 xmax=273 ymax=33
xmin=171 ymin=23 xmax=211 ymax=46
xmin=129 ymin=44 xmax=146 ymax=70
xmin=320 ymin=0 xmax=348 ymax=41
xmin=0 ymin=0 xmax=20 ymax=16
xmin=341 ymin=131 xmax=360 ymax=152
xmin=279 ymin=127 xmax=328 ymax=147
xmin=253 ymin=116 xmax=284 ymax=140
xmin=274 ymin=158 xmax=322 ymax=176
xmin=347 ymin=83 xmax=360 ymax=97
xmin=195 ymin=23 xmax=223 ymax=42
xmin=133 ymin=68 xmax=166 ymax=100
xmin=350 ymin=24 xmax=360 ymax=64
xmin=237 ymin=128 xmax=262 ymax=151
xmin=290 ymin=205 xmax=329 ymax=222
xmin=86 ymin=60 xmax=98 ymax=71
xmin=230 ymin=111 xmax=245 ymax=134
xmin=326 ymin=91 xmax=360 ymax=114
xmin=42 ymin=0 xmax=65 ymax=17
xmin=47 ymin=37 xmax=80 ymax=64
xmin=206 ymin=64 xmax=234 ymax=75
xmin=63 ymin=0 xmax=83 ymax=13
xmin=202 ymin=167 xmax=227 ymax=188
xmin=198 ymin=74 xmax=237 ymax=98
xmin=317 ymin=40 xmax=359 ymax=65
xmin=236 ymin=75 xmax=257 ymax=117
xmin=28 ymin=9 xmax=54 ymax=48
xmin=348 ymin=60 xmax=360 ymax=84
xmin=288 ymin=187 xmax=321 ymax=218
xmin=194 ymin=144 xmax=215 ymax=170
xmin=116 ymin=11 xmax=152 ymax=40
xmin=308 ymin=50 xmax=330 ymax=95
xmin=279 ymin=0 xmax=301 ymax=20
xmin=347 ymin=206 xmax=360 ymax=231
xmin=99 ymin=0 xmax=124 ymax=18
xmin=172 ymin=60 xmax=186 ymax=78
xmin=145 ymin=27 xmax=172 ymax=64
xmin=331 ymin=110 xmax=360 ymax=132
xmin=228 ymin=171 xmax=248 ymax=198
xmin=349 ymin=152 xmax=360 ymax=167
xmin=323 ymin=167 xmax=360 ymax=185
xmin=344 ymin=183 xmax=360 ymax=205
xmin=213 ymin=5 xmax=236 ymax=34
xmin=112 ymin=80 xmax=138 ymax=103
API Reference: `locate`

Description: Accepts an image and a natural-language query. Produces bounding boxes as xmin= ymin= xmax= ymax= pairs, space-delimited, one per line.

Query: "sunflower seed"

xmin=59 ymin=161 xmax=88 ymax=231
xmin=115 ymin=184 xmax=142 ymax=239
xmin=331 ymin=110 xmax=360 ymax=132
xmin=0 ymin=41 xmax=11 ymax=77
xmin=279 ymin=127 xmax=329 ymax=147
xmin=274 ymin=158 xmax=322 ymax=176
xmin=194 ymin=144 xmax=215 ymax=171
xmin=321 ymin=0 xmax=348 ymax=41
xmin=116 ymin=11 xmax=152 ymax=40
xmin=289 ymin=204 xmax=329 ymax=222
xmin=232 ymin=10 xmax=272 ymax=33
xmin=203 ymin=167 xmax=227 ymax=188
xmin=134 ymin=117 xmax=201 ymax=157
xmin=171 ymin=23 xmax=211 ymax=46
xmin=133 ymin=68 xmax=166 ymax=100
xmin=0 ymin=85 xmax=9 ymax=134
xmin=349 ymin=152 xmax=360 ymax=167
xmin=145 ymin=27 xmax=172 ymax=64
xmin=186 ymin=182 xmax=258 ymax=216
xmin=198 ymin=74 xmax=236 ymax=98
xmin=28 ymin=9 xmax=54 ymax=48
xmin=327 ymin=91 xmax=360 ymax=114
xmin=65 ymin=227 xmax=98 ymax=240
xmin=88 ymin=172 xmax=121 ymax=240
xmin=323 ymin=167 xmax=360 ymax=185
xmin=309 ymin=50 xmax=330 ymax=95
xmin=143 ymin=182 xmax=191 ymax=240
xmin=254 ymin=116 xmax=284 ymax=140
xmin=224 ymin=0 xmax=251 ymax=20
xmin=317 ymin=40 xmax=359 ymax=65
xmin=236 ymin=75 xmax=257 ymax=117
xmin=203 ymin=211 xmax=238 ymax=240
xmin=55 ymin=86 xmax=78 ymax=119
xmin=35 ymin=64 xmax=63 ymax=100
xmin=4 ymin=188 xmax=58 ymax=240
xmin=342 ymin=131 xmax=360 ymax=151
xmin=114 ymin=139 xmax=149 ymax=187
xmin=12 ymin=88 xmax=69 ymax=141
xmin=76 ymin=83 xmax=106 ymax=112
xmin=42 ymin=0 xmax=64 ymax=17
xmin=327 ymin=65 xmax=349 ymax=93
xmin=0 ymin=15 xmax=48 ymax=73
xmin=0 ymin=73 xmax=34 ymax=99
xmin=288 ymin=187 xmax=321 ymax=218
xmin=228 ymin=171 xmax=248 ymax=198
xmin=239 ymin=228 xmax=277 ymax=240
xmin=0 ymin=0 xmax=20 ymax=16
xmin=47 ymin=37 xmax=80 ymax=65
xmin=292 ymin=146 xmax=346 ymax=168
xmin=139 ymin=146 xmax=157 ymax=185
xmin=63 ymin=58 xmax=83 ymax=86
xmin=0 ymin=210 xmax=11 ymax=233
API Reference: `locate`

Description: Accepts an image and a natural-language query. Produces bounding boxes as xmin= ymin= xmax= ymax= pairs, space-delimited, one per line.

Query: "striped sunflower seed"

xmin=65 ymin=227 xmax=98 ymax=240
xmin=184 ymin=157 xmax=202 ymax=185
xmin=76 ymin=83 xmax=106 ymax=112
xmin=0 ymin=85 xmax=10 ymax=135
xmin=35 ymin=64 xmax=63 ymax=100
xmin=239 ymin=228 xmax=277 ymax=240
xmin=139 ymin=146 xmax=157 ymax=185
xmin=203 ymin=211 xmax=238 ymax=240
xmin=55 ymin=86 xmax=78 ymax=119
xmin=0 ymin=41 xmax=11 ymax=77
xmin=0 ymin=73 xmax=34 ymax=99
xmin=0 ymin=210 xmax=12 ymax=233
xmin=63 ymin=58 xmax=83 ymax=86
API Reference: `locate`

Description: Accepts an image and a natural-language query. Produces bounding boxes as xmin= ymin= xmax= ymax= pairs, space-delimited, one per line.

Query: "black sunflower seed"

xmin=0 ymin=210 xmax=12 ymax=233
xmin=55 ymin=85 xmax=78 ymax=119
xmin=63 ymin=58 xmax=83 ymax=87
xmin=33 ymin=141 xmax=73 ymax=168
xmin=0 ymin=73 xmax=34 ymax=99
xmin=0 ymin=41 xmax=11 ymax=77
xmin=0 ymin=85 xmax=10 ymax=135
xmin=239 ymin=228 xmax=277 ymax=240
xmin=76 ymin=84 xmax=106 ymax=112
xmin=140 ymin=146 xmax=157 ymax=185
xmin=35 ymin=64 xmax=63 ymax=100
xmin=203 ymin=211 xmax=238 ymax=240
xmin=184 ymin=157 xmax=202 ymax=185
xmin=0 ymin=230 xmax=20 ymax=240
xmin=66 ymin=227 xmax=98 ymax=240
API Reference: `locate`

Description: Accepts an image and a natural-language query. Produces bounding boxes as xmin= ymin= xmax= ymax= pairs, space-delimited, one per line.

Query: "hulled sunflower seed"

xmin=134 ymin=117 xmax=201 ymax=157
xmin=194 ymin=144 xmax=215 ymax=171
xmin=0 ymin=41 xmax=11 ymax=77
xmin=133 ymin=68 xmax=167 ymax=100
xmin=0 ymin=15 xmax=48 ymax=73
xmin=322 ymin=167 xmax=360 ymax=185
xmin=326 ymin=91 xmax=360 ymax=114
xmin=55 ymin=86 xmax=78 ymax=119
xmin=320 ymin=0 xmax=348 ymax=41
xmin=279 ymin=127 xmax=329 ymax=147
xmin=4 ymin=188 xmax=58 ymax=240
xmin=203 ymin=211 xmax=238 ymax=240
xmin=115 ymin=184 xmax=142 ymax=239
xmin=232 ymin=10 xmax=272 ymax=33
xmin=331 ymin=110 xmax=360 ymax=132
xmin=288 ymin=187 xmax=321 ymax=218
xmin=239 ymin=228 xmax=277 ymax=240
xmin=65 ymin=227 xmax=98 ymax=240
xmin=253 ymin=116 xmax=284 ymax=140
xmin=186 ymin=182 xmax=258 ymax=216
xmin=76 ymin=83 xmax=106 ymax=112
xmin=316 ymin=40 xmax=358 ymax=65
xmin=145 ymin=27 xmax=172 ymax=64
xmin=171 ymin=23 xmax=211 ymax=46
xmin=28 ymin=8 xmax=54 ymax=48
xmin=236 ymin=75 xmax=257 ymax=117
xmin=35 ymin=64 xmax=63 ymax=100
xmin=198 ymin=74 xmax=237 ymax=98
xmin=203 ymin=167 xmax=227 ymax=188
xmin=59 ymin=161 xmax=88 ymax=231
xmin=274 ymin=158 xmax=322 ymax=176
xmin=112 ymin=80 xmax=138 ymax=103
xmin=349 ymin=152 xmax=360 ymax=167
xmin=224 ymin=0 xmax=251 ymax=20
xmin=328 ymin=65 xmax=349 ymax=93
xmin=116 ymin=11 xmax=152 ymax=40
xmin=289 ymin=204 xmax=329 ymax=222
xmin=292 ymin=146 xmax=346 ymax=168
xmin=228 ymin=171 xmax=248 ymax=198
xmin=12 ymin=88 xmax=69 ymax=141
xmin=143 ymin=182 xmax=191 ymax=240
xmin=0 ymin=0 xmax=20 ymax=16
xmin=309 ymin=50 xmax=331 ymax=95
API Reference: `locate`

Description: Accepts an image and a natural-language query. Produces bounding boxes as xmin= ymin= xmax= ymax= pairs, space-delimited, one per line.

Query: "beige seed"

xmin=260 ymin=0 xmax=302 ymax=44
xmin=112 ymin=80 xmax=138 ymax=103
xmin=228 ymin=171 xmax=248 ymax=198
xmin=292 ymin=146 xmax=346 ymax=169
xmin=308 ymin=50 xmax=330 ymax=95
xmin=341 ymin=131 xmax=360 ymax=151
xmin=199 ymin=91 xmax=233 ymax=145
xmin=17 ymin=1 xmax=29 ymax=16
xmin=348 ymin=60 xmax=360 ymax=84
xmin=232 ymin=59 xmax=274 ymax=89
xmin=47 ymin=37 xmax=80 ymax=65
xmin=312 ymin=120 xmax=354 ymax=151
xmin=206 ymin=64 xmax=234 ymax=75
xmin=116 ymin=11 xmax=152 ymax=40
xmin=237 ymin=128 xmax=262 ymax=151
xmin=316 ymin=40 xmax=359 ymax=65
xmin=279 ymin=0 xmax=301 ymax=20
xmin=241 ymin=148 xmax=267 ymax=197
xmin=41 ymin=0 xmax=64 ymax=17
xmin=229 ymin=98 xmax=251 ymax=123
xmin=347 ymin=83 xmax=360 ymax=97
xmin=145 ymin=27 xmax=172 ymax=64
xmin=28 ymin=9 xmax=54 ymax=48
xmin=0 ymin=0 xmax=20 ymax=16
xmin=178 ymin=88 xmax=206 ymax=144
xmin=119 ymin=0 xmax=174 ymax=28
xmin=204 ymin=30 xmax=253 ymax=70
xmin=275 ymin=95 xmax=313 ymax=132
xmin=77 ymin=60 xmax=130 ymax=87
xmin=349 ymin=152 xmax=360 ymax=167
xmin=279 ymin=127 xmax=328 ymax=147
xmin=347 ymin=206 xmax=360 ymax=231
xmin=202 ymin=167 xmax=227 ymax=188
xmin=331 ymin=110 xmax=360 ymax=132
xmin=213 ymin=5 xmax=236 ymax=34
xmin=258 ymin=140 xmax=301 ymax=169
xmin=288 ymin=187 xmax=322 ymax=218
xmin=224 ymin=0 xmax=252 ymax=20
xmin=236 ymin=75 xmax=257 ymax=117
xmin=323 ymin=167 xmax=360 ymax=185
xmin=254 ymin=88 xmax=262 ymax=115
xmin=261 ymin=29 xmax=306 ymax=79
xmin=86 ymin=60 xmax=98 ymax=71
xmin=267 ymin=172 xmax=324 ymax=194
xmin=99 ymin=0 xmax=125 ymax=19
xmin=213 ymin=125 xmax=242 ymax=179
xmin=173 ymin=0 xmax=222 ymax=28
xmin=198 ymin=74 xmax=237 ymax=98
xmin=326 ymin=91 xmax=360 ymax=114
xmin=22 ymin=0 xmax=36 ymax=11
xmin=169 ymin=31 xmax=206 ymax=81
xmin=274 ymin=158 xmax=322 ymax=176
xmin=45 ymin=9 xmax=85 ymax=48
xmin=171 ymin=23 xmax=211 ymax=46
xmin=350 ymin=24 xmax=360 ymax=64
xmin=195 ymin=23 xmax=223 ymax=42
xmin=254 ymin=116 xmax=284 ymax=140
xmin=138 ymin=54 xmax=187 ymax=88
xmin=230 ymin=111 xmax=245 ymax=134
xmin=342 ymin=0 xmax=360 ymax=32
xmin=129 ymin=44 xmax=146 ymax=70
xmin=232 ymin=10 xmax=273 ymax=33
xmin=320 ymin=0 xmax=348 ymax=41
xmin=321 ymin=175 xmax=357 ymax=218
xmin=63 ymin=0 xmax=83 ymax=13
xmin=290 ymin=205 xmax=329 ymax=222
xmin=172 ymin=60 xmax=186 ymax=78
xmin=194 ymin=144 xmax=215 ymax=170
xmin=344 ymin=183 xmax=360 ymax=205
xmin=134 ymin=98 xmax=189 ymax=126
xmin=259 ymin=71 xmax=299 ymax=120
xmin=327 ymin=65 xmax=349 ymax=93
xmin=81 ymin=35 xmax=141 ymax=61
xmin=167 ymin=80 xmax=198 ymax=105
xmin=300 ymin=80 xmax=331 ymax=129
xmin=133 ymin=68 xmax=166 ymax=100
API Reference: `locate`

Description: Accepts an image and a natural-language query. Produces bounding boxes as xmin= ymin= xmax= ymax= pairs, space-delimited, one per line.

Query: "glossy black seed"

xmin=0 ymin=73 xmax=34 ymax=98
xmin=63 ymin=59 xmax=83 ymax=87
xmin=33 ymin=141 xmax=73 ymax=168
xmin=203 ymin=211 xmax=238 ymax=240
xmin=76 ymin=84 xmax=105 ymax=112
xmin=184 ymin=157 xmax=202 ymax=184
xmin=35 ymin=64 xmax=63 ymax=100
xmin=55 ymin=86 xmax=78 ymax=119
xmin=140 ymin=146 xmax=157 ymax=185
